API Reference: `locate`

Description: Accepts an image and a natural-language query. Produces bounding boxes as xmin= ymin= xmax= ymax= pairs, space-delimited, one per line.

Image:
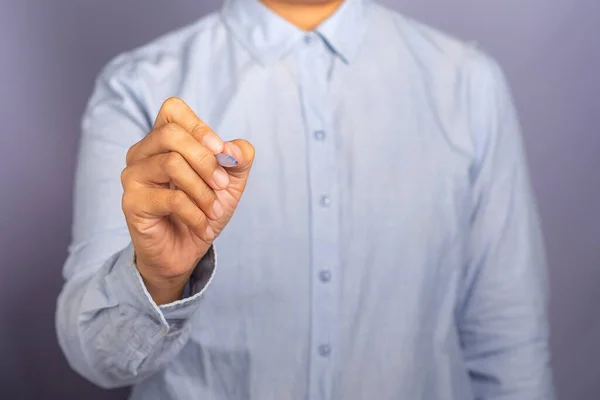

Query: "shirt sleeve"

xmin=55 ymin=52 xmax=216 ymax=389
xmin=457 ymin=50 xmax=555 ymax=399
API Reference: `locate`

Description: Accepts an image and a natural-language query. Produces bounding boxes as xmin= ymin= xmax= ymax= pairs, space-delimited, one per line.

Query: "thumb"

xmin=222 ymin=139 xmax=255 ymax=179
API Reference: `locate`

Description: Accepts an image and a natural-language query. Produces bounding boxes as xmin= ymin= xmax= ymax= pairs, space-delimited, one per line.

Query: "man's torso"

xmin=120 ymin=1 xmax=489 ymax=398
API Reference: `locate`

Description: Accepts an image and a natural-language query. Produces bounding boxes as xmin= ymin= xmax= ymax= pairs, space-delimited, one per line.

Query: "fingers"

xmin=122 ymin=187 xmax=215 ymax=242
xmin=153 ymin=97 xmax=224 ymax=154
xmin=121 ymin=152 xmax=224 ymax=221
xmin=126 ymin=122 xmax=230 ymax=190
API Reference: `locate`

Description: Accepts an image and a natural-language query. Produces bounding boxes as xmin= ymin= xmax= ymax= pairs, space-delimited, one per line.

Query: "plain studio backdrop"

xmin=0 ymin=0 xmax=598 ymax=398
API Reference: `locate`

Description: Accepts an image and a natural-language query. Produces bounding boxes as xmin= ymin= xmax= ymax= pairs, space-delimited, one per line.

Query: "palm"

xmin=131 ymin=174 xmax=246 ymax=277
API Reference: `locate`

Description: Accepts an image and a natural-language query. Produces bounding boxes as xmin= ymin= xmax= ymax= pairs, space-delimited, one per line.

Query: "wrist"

xmin=135 ymin=259 xmax=193 ymax=306
xmin=141 ymin=273 xmax=190 ymax=306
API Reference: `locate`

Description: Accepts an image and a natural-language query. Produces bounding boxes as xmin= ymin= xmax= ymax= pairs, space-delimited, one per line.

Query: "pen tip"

xmin=216 ymin=153 xmax=239 ymax=167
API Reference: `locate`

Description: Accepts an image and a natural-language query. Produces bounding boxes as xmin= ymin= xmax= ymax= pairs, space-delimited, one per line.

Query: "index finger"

xmin=154 ymin=97 xmax=224 ymax=154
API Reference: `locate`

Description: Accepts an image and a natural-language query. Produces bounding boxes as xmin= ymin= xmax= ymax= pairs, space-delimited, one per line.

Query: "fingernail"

xmin=226 ymin=142 xmax=242 ymax=161
xmin=212 ymin=167 xmax=230 ymax=189
xmin=205 ymin=225 xmax=215 ymax=241
xmin=212 ymin=199 xmax=224 ymax=219
xmin=202 ymin=135 xmax=223 ymax=153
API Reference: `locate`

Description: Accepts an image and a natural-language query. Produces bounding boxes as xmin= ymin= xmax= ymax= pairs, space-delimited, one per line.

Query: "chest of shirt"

xmin=174 ymin=57 xmax=465 ymax=296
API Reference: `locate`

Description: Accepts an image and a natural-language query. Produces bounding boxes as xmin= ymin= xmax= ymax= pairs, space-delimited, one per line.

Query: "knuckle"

xmin=161 ymin=122 xmax=180 ymax=135
xmin=162 ymin=152 xmax=184 ymax=172
xmin=125 ymin=143 xmax=137 ymax=165
xmin=157 ymin=123 xmax=185 ymax=149
xmin=162 ymin=97 xmax=184 ymax=114
xmin=156 ymin=124 xmax=172 ymax=144
xmin=120 ymin=167 xmax=131 ymax=186
xmin=121 ymin=192 xmax=136 ymax=214
xmin=193 ymin=150 xmax=213 ymax=168
xmin=167 ymin=190 xmax=186 ymax=208
xmin=163 ymin=122 xmax=182 ymax=136
xmin=196 ymin=184 xmax=216 ymax=205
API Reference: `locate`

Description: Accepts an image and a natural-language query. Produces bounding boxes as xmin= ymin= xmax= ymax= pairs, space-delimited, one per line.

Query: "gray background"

xmin=0 ymin=0 xmax=598 ymax=398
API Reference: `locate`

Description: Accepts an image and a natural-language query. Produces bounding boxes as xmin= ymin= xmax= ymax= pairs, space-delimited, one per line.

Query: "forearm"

xmin=460 ymin=301 xmax=553 ymax=399
xmin=56 ymin=243 xmax=214 ymax=388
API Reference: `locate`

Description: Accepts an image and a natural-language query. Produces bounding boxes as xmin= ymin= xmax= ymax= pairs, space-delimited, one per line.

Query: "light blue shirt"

xmin=56 ymin=0 xmax=554 ymax=399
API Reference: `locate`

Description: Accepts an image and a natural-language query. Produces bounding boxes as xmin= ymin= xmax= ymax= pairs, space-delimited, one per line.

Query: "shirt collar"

xmin=221 ymin=0 xmax=368 ymax=66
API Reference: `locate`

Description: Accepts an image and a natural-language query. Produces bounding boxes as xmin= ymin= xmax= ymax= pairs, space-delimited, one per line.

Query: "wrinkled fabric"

xmin=56 ymin=0 xmax=554 ymax=399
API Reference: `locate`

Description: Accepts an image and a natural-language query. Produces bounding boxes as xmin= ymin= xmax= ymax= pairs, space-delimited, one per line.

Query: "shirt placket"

xmin=298 ymin=32 xmax=340 ymax=400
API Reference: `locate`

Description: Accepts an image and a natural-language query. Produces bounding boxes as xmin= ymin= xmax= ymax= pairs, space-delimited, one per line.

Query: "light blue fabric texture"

xmin=56 ymin=0 xmax=554 ymax=398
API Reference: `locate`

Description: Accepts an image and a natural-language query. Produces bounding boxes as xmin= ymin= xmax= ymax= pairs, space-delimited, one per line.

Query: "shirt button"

xmin=318 ymin=344 xmax=331 ymax=357
xmin=313 ymin=130 xmax=326 ymax=141
xmin=319 ymin=195 xmax=331 ymax=208
xmin=304 ymin=34 xmax=315 ymax=45
xmin=319 ymin=270 xmax=332 ymax=282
